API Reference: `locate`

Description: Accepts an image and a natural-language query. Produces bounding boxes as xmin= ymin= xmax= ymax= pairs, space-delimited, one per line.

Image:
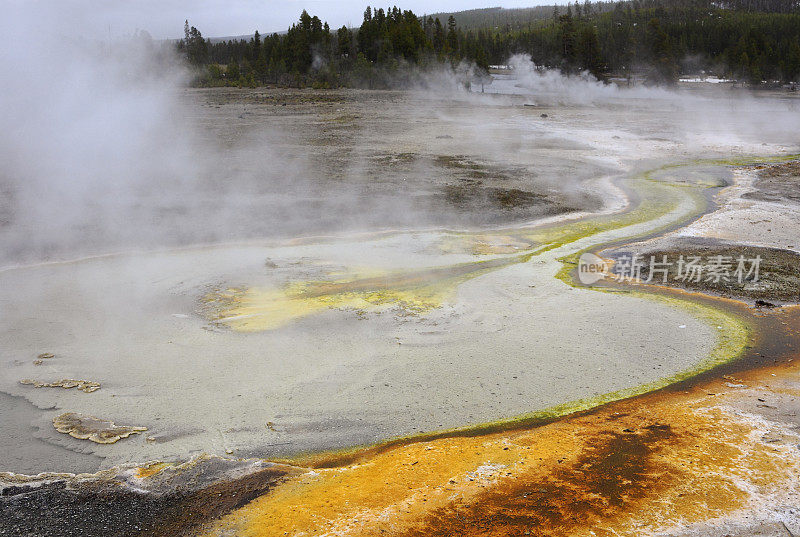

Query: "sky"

xmin=24 ymin=0 xmax=564 ymax=40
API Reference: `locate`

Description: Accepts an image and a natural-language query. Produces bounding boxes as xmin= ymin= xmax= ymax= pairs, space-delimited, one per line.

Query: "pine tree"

xmin=577 ymin=25 xmax=603 ymax=76
xmin=433 ymin=18 xmax=445 ymax=54
xmin=181 ymin=20 xmax=208 ymax=66
xmin=227 ymin=60 xmax=240 ymax=81
xmin=446 ymin=15 xmax=459 ymax=54
xmin=646 ymin=18 xmax=678 ymax=84
xmin=338 ymin=26 xmax=353 ymax=57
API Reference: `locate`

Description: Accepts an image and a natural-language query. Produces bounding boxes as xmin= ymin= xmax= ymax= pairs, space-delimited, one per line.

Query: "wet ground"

xmin=3 ymin=84 xmax=800 ymax=537
xmin=605 ymin=159 xmax=800 ymax=304
xmin=744 ymin=160 xmax=800 ymax=204
xmin=1 ymin=457 xmax=295 ymax=537
xmin=0 ymin=88 xmax=604 ymax=266
xmin=1 ymin=85 xmax=722 ymax=473
xmin=607 ymin=237 xmax=800 ymax=303
xmin=0 ymin=393 xmax=102 ymax=475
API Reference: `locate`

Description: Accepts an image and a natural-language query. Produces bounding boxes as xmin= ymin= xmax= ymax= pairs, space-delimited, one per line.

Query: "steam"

xmin=508 ymin=54 xmax=620 ymax=104
xmin=0 ymin=7 xmax=488 ymax=267
xmin=487 ymin=54 xmax=675 ymax=105
xmin=1 ymin=7 xmax=799 ymax=270
xmin=0 ymin=7 xmax=198 ymax=265
xmin=481 ymin=54 xmax=800 ymax=155
xmin=0 ymin=8 xmax=318 ymax=265
xmin=311 ymin=49 xmax=327 ymax=71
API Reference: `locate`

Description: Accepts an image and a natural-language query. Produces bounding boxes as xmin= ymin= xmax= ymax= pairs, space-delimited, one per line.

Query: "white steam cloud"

xmin=493 ymin=54 xmax=671 ymax=105
xmin=2 ymin=8 xmax=798 ymax=269
xmin=0 ymin=6 xmax=199 ymax=264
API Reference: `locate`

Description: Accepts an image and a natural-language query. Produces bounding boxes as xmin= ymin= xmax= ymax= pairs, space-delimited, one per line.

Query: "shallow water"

xmin=2 ymin=85 xmax=799 ymax=474
xmin=0 ymin=169 xmax=717 ymax=471
xmin=0 ymin=392 xmax=101 ymax=474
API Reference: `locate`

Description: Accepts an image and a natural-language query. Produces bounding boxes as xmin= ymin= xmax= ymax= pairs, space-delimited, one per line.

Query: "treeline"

xmin=178 ymin=8 xmax=491 ymax=89
xmin=482 ymin=0 xmax=800 ymax=83
xmin=177 ymin=0 xmax=800 ymax=88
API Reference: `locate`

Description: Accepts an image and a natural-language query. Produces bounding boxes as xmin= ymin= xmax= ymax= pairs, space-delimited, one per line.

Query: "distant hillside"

xmin=424 ymin=3 xmax=619 ymax=31
xmin=207 ymin=34 xmax=254 ymax=44
xmin=423 ymin=6 xmax=553 ymax=30
xmin=425 ymin=0 xmax=798 ymax=30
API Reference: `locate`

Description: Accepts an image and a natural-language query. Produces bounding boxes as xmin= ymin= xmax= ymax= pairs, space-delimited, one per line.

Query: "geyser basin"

xmin=3 ymin=85 xmax=798 ymax=475
xmin=0 ymin=227 xmax=721 ymax=471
